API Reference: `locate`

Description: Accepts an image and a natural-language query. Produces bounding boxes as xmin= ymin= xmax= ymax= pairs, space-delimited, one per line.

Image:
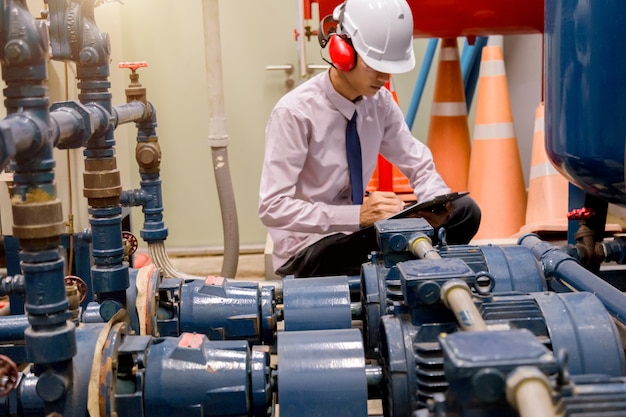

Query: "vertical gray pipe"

xmin=202 ymin=0 xmax=239 ymax=278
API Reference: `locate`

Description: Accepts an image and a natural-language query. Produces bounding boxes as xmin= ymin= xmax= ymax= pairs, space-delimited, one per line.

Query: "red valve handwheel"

xmin=122 ymin=231 xmax=139 ymax=257
xmin=118 ymin=61 xmax=148 ymax=72
xmin=567 ymin=207 xmax=595 ymax=221
xmin=0 ymin=355 xmax=18 ymax=396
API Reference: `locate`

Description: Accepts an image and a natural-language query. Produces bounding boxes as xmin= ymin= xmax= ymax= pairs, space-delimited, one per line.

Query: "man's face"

xmin=341 ymin=55 xmax=391 ymax=99
xmin=353 ymin=55 xmax=391 ymax=96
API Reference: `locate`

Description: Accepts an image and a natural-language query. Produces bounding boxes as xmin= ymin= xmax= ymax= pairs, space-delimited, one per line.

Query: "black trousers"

xmin=276 ymin=195 xmax=481 ymax=278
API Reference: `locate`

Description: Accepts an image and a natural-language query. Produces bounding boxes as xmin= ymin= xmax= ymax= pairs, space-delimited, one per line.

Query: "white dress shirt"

xmin=259 ymin=70 xmax=449 ymax=270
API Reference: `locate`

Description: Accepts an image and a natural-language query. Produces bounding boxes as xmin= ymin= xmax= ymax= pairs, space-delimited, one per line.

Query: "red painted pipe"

xmin=314 ymin=0 xmax=543 ymax=38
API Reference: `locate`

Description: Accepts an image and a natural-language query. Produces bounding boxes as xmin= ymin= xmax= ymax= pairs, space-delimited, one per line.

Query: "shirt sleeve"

xmin=258 ymin=107 xmax=361 ymax=234
xmin=379 ymin=100 xmax=451 ymax=203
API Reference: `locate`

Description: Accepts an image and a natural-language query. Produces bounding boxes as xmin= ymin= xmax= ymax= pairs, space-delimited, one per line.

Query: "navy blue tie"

xmin=346 ymin=111 xmax=363 ymax=204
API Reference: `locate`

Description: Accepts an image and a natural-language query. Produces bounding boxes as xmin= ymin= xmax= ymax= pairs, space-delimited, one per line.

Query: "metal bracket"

xmin=266 ymin=64 xmax=294 ymax=89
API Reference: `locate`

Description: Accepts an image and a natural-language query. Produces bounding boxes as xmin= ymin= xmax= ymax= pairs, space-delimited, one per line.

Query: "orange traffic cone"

xmin=519 ymin=102 xmax=569 ymax=234
xmin=426 ymin=38 xmax=471 ymax=192
xmin=467 ymin=44 xmax=527 ymax=239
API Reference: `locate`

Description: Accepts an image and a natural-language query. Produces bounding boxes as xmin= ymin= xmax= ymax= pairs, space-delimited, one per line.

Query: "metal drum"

xmin=545 ymin=0 xmax=626 ymax=204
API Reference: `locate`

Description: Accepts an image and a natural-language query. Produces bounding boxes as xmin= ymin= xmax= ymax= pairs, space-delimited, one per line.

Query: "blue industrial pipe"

xmin=0 ymin=1 xmax=77 ymax=414
xmin=133 ymin=104 xmax=169 ymax=243
xmin=460 ymin=36 xmax=488 ymax=109
xmin=405 ymin=38 xmax=438 ymax=130
xmin=0 ymin=315 xmax=28 ymax=344
xmin=405 ymin=37 xmax=486 ymax=130
xmin=519 ymin=234 xmax=626 ymax=326
xmin=46 ymin=0 xmax=130 ymax=320
xmin=48 ymin=100 xmax=147 ymax=150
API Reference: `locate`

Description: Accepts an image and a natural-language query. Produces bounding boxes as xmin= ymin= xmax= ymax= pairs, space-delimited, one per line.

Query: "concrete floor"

xmin=166 ymin=252 xmax=268 ymax=281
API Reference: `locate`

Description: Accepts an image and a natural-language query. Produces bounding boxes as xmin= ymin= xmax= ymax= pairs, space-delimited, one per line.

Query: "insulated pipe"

xmin=440 ymin=279 xmax=488 ymax=331
xmin=201 ymin=0 xmax=239 ymax=279
xmin=148 ymin=241 xmax=198 ymax=280
xmin=409 ymin=233 xmax=440 ymax=259
xmin=519 ymin=234 xmax=626 ymax=326
xmin=506 ymin=367 xmax=556 ymax=417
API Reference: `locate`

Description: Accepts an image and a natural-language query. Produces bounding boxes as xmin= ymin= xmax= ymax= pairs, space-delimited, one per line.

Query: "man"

xmin=259 ymin=0 xmax=481 ymax=277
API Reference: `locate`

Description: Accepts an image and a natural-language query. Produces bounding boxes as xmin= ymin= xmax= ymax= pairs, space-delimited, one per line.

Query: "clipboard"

xmin=348 ymin=191 xmax=470 ymax=241
xmin=388 ymin=191 xmax=470 ymax=219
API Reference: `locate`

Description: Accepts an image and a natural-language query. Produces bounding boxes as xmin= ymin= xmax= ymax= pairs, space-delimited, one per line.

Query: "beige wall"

xmin=114 ymin=0 xmax=451 ymax=252
xmin=0 ymin=1 xmax=543 ymax=253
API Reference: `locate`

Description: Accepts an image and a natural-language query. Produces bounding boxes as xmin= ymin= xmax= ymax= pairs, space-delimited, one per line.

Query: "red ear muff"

xmin=328 ymin=34 xmax=356 ymax=71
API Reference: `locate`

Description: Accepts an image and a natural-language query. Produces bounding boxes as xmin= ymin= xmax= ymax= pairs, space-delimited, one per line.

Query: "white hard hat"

xmin=334 ymin=0 xmax=416 ymax=74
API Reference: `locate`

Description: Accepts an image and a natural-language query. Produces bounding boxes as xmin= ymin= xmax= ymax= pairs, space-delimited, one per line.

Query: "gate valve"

xmin=119 ymin=61 xmax=149 ymax=105
xmin=122 ymin=231 xmax=139 ymax=260
xmin=119 ymin=61 xmax=148 ymax=85
xmin=65 ymin=275 xmax=88 ymax=304
xmin=567 ymin=207 xmax=594 ymax=221
xmin=567 ymin=207 xmax=604 ymax=268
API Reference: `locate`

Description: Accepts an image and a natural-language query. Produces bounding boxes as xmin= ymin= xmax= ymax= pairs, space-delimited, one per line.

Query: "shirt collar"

xmin=322 ymin=70 xmax=360 ymax=120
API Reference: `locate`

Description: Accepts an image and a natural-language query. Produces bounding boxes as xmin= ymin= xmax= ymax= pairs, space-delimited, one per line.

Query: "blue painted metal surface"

xmin=440 ymin=329 xmax=626 ymax=415
xmin=0 ymin=315 xmax=28 ymax=342
xmin=440 ymin=244 xmax=546 ymax=293
xmin=283 ymin=275 xmax=352 ymax=331
xmin=278 ymin=329 xmax=367 ymax=417
xmin=405 ymin=38 xmax=438 ymax=130
xmin=519 ymin=233 xmax=626 ymax=326
xmin=81 ymin=266 xmax=157 ymax=336
xmin=460 ymin=36 xmax=488 ymax=109
xmin=0 ymin=322 xmax=109 ymax=417
xmin=359 ymin=229 xmax=545 ymax=355
xmin=179 ymin=277 xmax=274 ymax=344
xmin=545 ymin=0 xmax=626 ymax=204
xmin=133 ymin=105 xmax=169 ymax=243
xmin=533 ymin=291 xmax=625 ymax=376
xmin=0 ymin=323 xmax=272 ymax=417
xmin=442 ymin=329 xmax=558 ymax=414
xmin=375 ymin=218 xmax=435 ymax=267
xmin=143 ymin=334 xmax=252 ymax=417
xmin=3 ymin=237 xmax=24 ymax=315
xmin=379 ymin=290 xmax=625 ymax=415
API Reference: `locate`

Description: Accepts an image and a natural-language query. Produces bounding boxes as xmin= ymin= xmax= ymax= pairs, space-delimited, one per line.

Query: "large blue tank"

xmin=545 ymin=0 xmax=626 ymax=204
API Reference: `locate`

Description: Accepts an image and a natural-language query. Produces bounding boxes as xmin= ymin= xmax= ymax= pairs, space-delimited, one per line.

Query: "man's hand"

xmin=414 ymin=201 xmax=453 ymax=228
xmin=359 ymin=191 xmax=404 ymax=227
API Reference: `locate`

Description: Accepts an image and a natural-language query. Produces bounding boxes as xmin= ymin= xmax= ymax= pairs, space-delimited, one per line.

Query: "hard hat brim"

xmin=361 ymin=49 xmax=416 ymax=74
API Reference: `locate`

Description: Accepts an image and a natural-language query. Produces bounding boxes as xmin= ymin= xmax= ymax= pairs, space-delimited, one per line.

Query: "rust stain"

xmin=11 ymin=188 xmax=54 ymax=204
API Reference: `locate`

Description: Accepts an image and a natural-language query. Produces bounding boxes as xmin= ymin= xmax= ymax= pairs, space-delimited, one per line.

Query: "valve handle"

xmin=567 ymin=207 xmax=595 ymax=221
xmin=0 ymin=355 xmax=18 ymax=396
xmin=122 ymin=231 xmax=139 ymax=257
xmin=118 ymin=61 xmax=148 ymax=72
